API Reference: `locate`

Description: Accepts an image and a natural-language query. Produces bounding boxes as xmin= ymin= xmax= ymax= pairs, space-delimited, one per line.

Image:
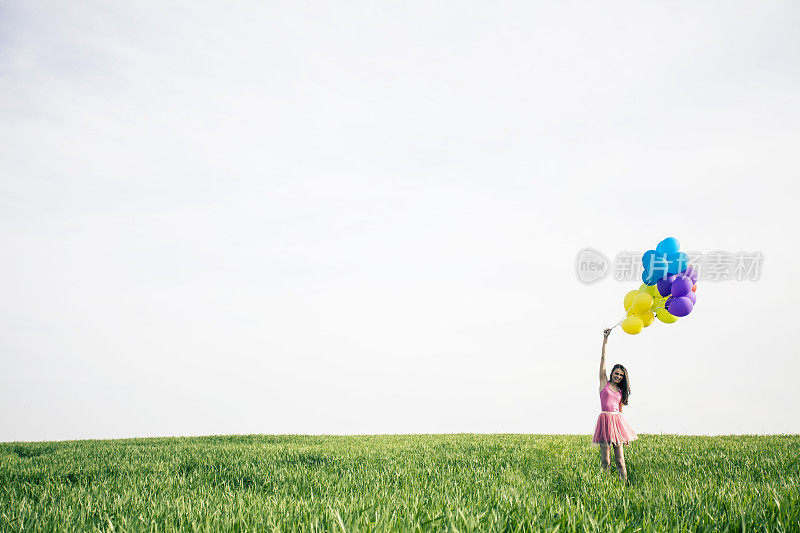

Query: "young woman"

xmin=593 ymin=328 xmax=638 ymax=482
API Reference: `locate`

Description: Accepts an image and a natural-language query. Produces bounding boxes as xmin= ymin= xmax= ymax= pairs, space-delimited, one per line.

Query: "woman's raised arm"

xmin=599 ymin=328 xmax=611 ymax=389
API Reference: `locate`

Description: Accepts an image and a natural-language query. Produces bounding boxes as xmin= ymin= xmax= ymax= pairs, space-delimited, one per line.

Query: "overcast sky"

xmin=2 ymin=1 xmax=799 ymax=442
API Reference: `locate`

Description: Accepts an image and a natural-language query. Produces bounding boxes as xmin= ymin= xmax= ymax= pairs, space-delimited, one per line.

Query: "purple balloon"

xmin=671 ymin=275 xmax=693 ymax=298
xmin=666 ymin=296 xmax=694 ymax=317
xmin=657 ymin=275 xmax=676 ymax=297
xmin=682 ymin=265 xmax=699 ymax=284
xmin=685 ymin=291 xmax=697 ymax=305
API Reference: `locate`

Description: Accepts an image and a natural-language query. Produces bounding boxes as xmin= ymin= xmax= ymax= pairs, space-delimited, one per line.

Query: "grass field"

xmin=1 ymin=434 xmax=798 ymax=532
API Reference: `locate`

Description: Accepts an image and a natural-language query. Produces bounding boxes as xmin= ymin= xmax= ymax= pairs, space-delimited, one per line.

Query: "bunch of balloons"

xmin=620 ymin=236 xmax=699 ymax=335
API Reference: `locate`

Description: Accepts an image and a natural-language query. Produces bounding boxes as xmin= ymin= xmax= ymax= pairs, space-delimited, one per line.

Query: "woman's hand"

xmin=603 ymin=328 xmax=611 ymax=341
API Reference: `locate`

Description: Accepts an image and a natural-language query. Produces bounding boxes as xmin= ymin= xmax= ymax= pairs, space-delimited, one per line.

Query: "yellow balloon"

xmin=651 ymin=296 xmax=666 ymax=311
xmin=631 ymin=293 xmax=654 ymax=314
xmin=645 ymin=284 xmax=661 ymax=298
xmin=623 ymin=290 xmax=639 ymax=312
xmin=622 ymin=316 xmax=644 ymax=335
xmin=638 ymin=311 xmax=655 ymax=327
xmin=655 ymin=308 xmax=678 ymax=324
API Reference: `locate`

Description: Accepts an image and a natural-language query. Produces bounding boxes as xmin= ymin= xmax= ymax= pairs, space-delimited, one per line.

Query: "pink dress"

xmin=591 ymin=381 xmax=638 ymax=446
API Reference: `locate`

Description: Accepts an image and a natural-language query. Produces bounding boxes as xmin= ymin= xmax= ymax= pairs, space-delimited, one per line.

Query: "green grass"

xmin=1 ymin=434 xmax=798 ymax=532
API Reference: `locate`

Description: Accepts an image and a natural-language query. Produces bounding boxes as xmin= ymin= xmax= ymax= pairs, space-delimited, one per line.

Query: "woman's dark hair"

xmin=610 ymin=363 xmax=631 ymax=405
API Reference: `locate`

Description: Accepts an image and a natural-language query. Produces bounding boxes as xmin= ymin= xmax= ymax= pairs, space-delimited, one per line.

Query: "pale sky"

xmin=2 ymin=1 xmax=799 ymax=442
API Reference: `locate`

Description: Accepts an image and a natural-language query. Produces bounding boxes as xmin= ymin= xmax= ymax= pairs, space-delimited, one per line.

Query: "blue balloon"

xmin=642 ymin=270 xmax=660 ymax=286
xmin=643 ymin=252 xmax=670 ymax=279
xmin=641 ymin=250 xmax=657 ymax=269
xmin=656 ymin=237 xmax=680 ymax=256
xmin=666 ymin=251 xmax=689 ymax=275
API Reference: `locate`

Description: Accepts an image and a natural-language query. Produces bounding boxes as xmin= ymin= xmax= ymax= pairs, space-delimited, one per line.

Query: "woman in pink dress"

xmin=593 ymin=328 xmax=638 ymax=482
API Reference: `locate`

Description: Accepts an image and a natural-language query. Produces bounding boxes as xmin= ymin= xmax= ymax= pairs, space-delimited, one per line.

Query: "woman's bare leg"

xmin=599 ymin=443 xmax=612 ymax=474
xmin=613 ymin=444 xmax=627 ymax=482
